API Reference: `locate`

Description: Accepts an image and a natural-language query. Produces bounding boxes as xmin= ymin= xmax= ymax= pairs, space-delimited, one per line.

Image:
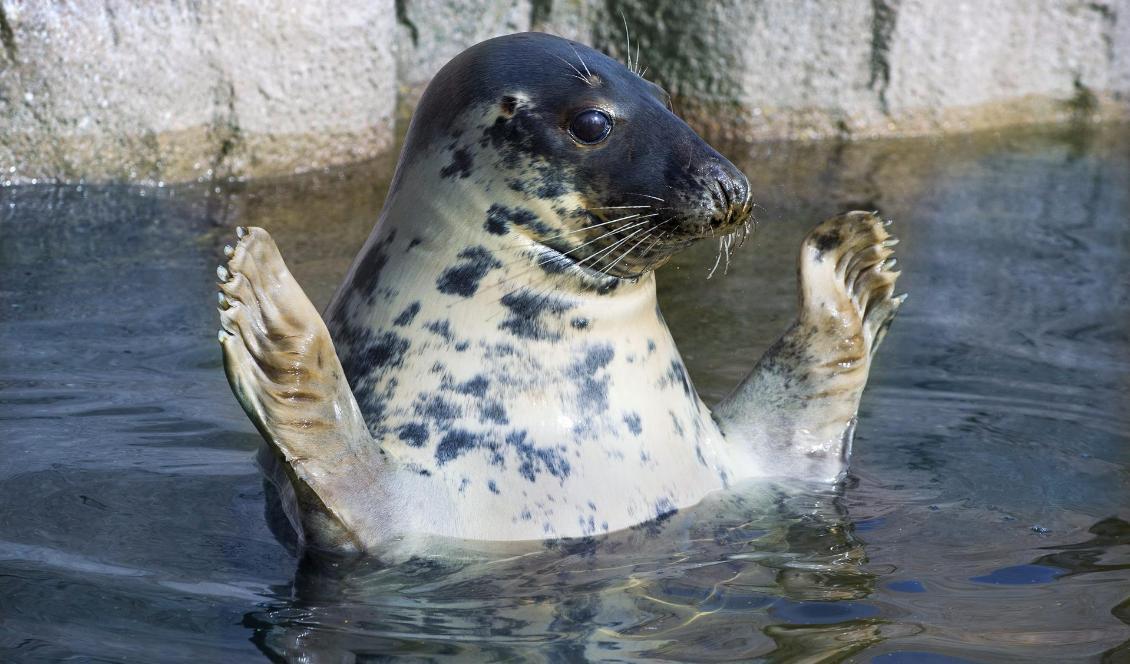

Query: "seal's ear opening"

xmin=499 ymin=96 xmax=518 ymax=118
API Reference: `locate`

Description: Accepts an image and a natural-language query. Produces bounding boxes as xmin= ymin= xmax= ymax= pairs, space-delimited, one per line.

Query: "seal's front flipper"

xmin=716 ymin=211 xmax=904 ymax=483
xmin=216 ymin=226 xmax=380 ymax=553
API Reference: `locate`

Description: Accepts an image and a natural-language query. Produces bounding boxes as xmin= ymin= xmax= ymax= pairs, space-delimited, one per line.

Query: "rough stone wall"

xmin=600 ymin=0 xmax=1128 ymax=142
xmin=878 ymin=0 xmax=1122 ymax=133
xmin=0 ymin=1 xmax=397 ymax=184
xmin=0 ymin=0 xmax=1126 ymax=184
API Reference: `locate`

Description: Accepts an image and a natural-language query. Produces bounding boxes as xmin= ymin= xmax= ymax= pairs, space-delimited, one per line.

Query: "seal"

xmin=216 ymin=32 xmax=903 ymax=554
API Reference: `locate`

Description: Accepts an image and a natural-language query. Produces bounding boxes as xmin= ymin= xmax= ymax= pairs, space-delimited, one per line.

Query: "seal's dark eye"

xmin=569 ymin=109 xmax=612 ymax=144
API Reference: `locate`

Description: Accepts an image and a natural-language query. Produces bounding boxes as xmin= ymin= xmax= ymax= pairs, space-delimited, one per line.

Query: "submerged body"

xmin=217 ymin=33 xmax=902 ymax=553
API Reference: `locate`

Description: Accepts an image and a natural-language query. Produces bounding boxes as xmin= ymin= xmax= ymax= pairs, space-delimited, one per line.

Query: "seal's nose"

xmin=704 ymin=160 xmax=752 ymax=231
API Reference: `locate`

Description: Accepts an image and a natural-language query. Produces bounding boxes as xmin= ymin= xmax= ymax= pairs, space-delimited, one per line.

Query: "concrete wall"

xmin=602 ymin=0 xmax=1128 ymax=142
xmin=0 ymin=1 xmax=398 ymax=184
xmin=1 ymin=0 xmax=1127 ymax=184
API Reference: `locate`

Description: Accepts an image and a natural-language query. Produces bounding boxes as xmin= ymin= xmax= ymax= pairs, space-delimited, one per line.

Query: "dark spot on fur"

xmin=811 ymin=228 xmax=841 ymax=254
xmin=455 ymin=341 xmax=470 ymax=352
xmin=568 ymin=344 xmax=615 ymax=412
xmin=506 ymin=430 xmax=571 ymax=482
xmin=623 ymin=412 xmax=642 ymax=435
xmin=408 ymin=237 xmax=423 ymax=250
xmin=440 ymin=147 xmax=474 ymax=179
xmin=666 ymin=360 xmax=693 ymax=396
xmin=534 ymin=178 xmax=567 ymax=199
xmin=482 ymin=107 xmax=556 ymax=170
xmin=425 ymin=319 xmax=455 ymax=342
xmin=456 ymin=375 xmax=489 ymax=398
xmin=435 ymin=429 xmax=483 ymax=465
xmin=571 ymin=417 xmax=594 ymax=439
xmin=576 ymin=514 xmax=597 ymax=536
xmin=576 ymin=344 xmax=614 ymax=373
xmin=647 ymin=339 xmax=657 ymax=353
xmin=393 ymin=302 xmax=421 ymax=326
xmin=488 ymin=479 xmax=500 ymax=494
xmin=499 ymin=289 xmax=575 ymax=340
xmin=329 ymin=317 xmax=409 ymax=433
xmin=484 ymin=203 xmax=542 ymax=236
xmin=436 ymin=246 xmax=502 ymax=297
xmin=570 ymin=317 xmax=589 ymax=330
xmin=363 ymin=331 xmax=410 ymax=371
xmin=479 ymin=400 xmax=509 ymax=425
xmin=669 ymin=411 xmax=685 ymax=437
xmin=484 ymin=210 xmax=508 ymax=235
xmin=432 ymin=425 xmax=570 ymax=479
xmin=502 ymin=160 xmax=571 ymax=201
xmin=397 ymin=422 xmax=429 ymax=447
xmin=415 ymin=394 xmax=462 ymax=430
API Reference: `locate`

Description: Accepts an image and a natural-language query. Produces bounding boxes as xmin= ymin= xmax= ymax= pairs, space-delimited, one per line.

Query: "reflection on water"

xmin=2 ymin=124 xmax=1129 ymax=662
xmin=246 ymin=486 xmax=883 ymax=662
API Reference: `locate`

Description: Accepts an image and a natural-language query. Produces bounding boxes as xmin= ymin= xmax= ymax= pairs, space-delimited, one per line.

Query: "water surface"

xmin=2 ymin=124 xmax=1129 ymax=662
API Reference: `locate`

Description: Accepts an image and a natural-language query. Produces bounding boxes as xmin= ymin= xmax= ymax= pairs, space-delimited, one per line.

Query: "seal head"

xmin=406 ymin=32 xmax=753 ymax=280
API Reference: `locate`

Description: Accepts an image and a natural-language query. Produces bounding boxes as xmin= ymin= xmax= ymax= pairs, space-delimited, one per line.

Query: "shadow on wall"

xmin=0 ymin=0 xmax=1127 ymax=184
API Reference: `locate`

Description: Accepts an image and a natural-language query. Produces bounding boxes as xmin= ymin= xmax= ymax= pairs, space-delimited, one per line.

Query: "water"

xmin=2 ymin=124 xmax=1128 ymax=662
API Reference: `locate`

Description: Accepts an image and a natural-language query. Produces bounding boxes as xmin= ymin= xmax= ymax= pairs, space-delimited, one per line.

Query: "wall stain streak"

xmin=869 ymin=0 xmax=901 ymax=115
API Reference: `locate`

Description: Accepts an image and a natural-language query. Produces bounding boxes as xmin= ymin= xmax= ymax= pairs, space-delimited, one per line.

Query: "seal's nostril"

xmin=727 ymin=175 xmax=752 ymax=221
xmin=716 ymin=178 xmax=732 ymax=210
xmin=712 ymin=177 xmax=750 ymax=228
xmin=714 ymin=177 xmax=732 ymax=219
xmin=709 ymin=182 xmax=725 ymax=210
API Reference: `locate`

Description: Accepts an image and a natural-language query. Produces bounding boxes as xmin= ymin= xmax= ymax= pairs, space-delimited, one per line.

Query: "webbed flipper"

xmin=716 ymin=211 xmax=904 ymax=483
xmin=216 ymin=226 xmax=382 ymax=553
